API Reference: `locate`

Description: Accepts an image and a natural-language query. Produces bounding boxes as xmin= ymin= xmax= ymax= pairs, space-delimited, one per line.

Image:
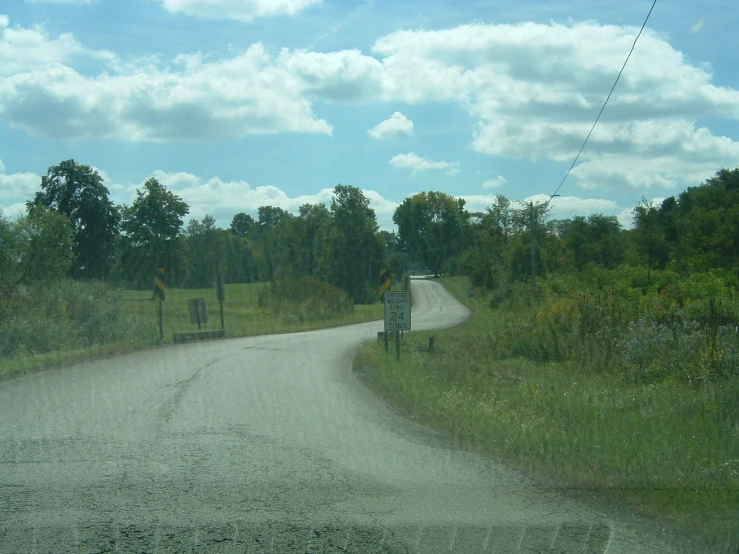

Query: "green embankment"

xmin=353 ymin=276 xmax=739 ymax=552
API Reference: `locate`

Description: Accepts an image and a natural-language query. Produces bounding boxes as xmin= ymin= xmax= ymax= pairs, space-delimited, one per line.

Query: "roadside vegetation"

xmin=355 ymin=275 xmax=739 ymax=550
xmin=121 ymin=279 xmax=385 ymax=341
xmin=355 ymin=167 xmax=739 ymax=551
xmin=0 ymin=279 xmax=158 ymax=378
xmin=0 ymin=159 xmax=394 ymax=378
xmin=2 ymin=157 xmax=739 ymax=546
xmin=0 ymin=280 xmax=387 ymax=379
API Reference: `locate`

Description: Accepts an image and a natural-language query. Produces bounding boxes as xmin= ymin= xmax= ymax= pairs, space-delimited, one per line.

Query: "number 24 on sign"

xmin=389 ymin=308 xmax=405 ymax=321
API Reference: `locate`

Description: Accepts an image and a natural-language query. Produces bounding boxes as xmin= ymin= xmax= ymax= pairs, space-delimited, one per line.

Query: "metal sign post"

xmin=216 ymin=275 xmax=226 ymax=331
xmin=153 ymin=267 xmax=166 ymax=340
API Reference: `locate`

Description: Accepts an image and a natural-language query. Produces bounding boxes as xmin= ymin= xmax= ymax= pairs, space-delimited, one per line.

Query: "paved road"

xmin=0 ymin=280 xmax=696 ymax=552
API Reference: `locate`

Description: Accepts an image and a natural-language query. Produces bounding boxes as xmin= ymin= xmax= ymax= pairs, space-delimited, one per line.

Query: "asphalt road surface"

xmin=0 ymin=280 xmax=700 ymax=553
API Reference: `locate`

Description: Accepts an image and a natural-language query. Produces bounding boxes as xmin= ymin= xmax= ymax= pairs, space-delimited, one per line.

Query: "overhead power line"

xmin=547 ymin=0 xmax=658 ymax=205
xmin=393 ymin=1 xmax=658 ymax=258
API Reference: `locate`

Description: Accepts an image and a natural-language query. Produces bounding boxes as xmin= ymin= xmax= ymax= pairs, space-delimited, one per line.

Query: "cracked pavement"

xmin=0 ymin=280 xmax=701 ymax=552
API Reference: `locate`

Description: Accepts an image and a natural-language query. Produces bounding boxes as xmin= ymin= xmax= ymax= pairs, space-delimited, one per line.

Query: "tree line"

xmin=0 ymin=160 xmax=386 ymax=304
xmin=2 ymin=159 xmax=738 ymax=304
xmin=438 ymin=167 xmax=739 ymax=291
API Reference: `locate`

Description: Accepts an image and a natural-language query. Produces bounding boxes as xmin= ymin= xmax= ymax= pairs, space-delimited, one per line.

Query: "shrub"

xmin=258 ymin=278 xmax=354 ymax=322
xmin=480 ymin=270 xmax=739 ymax=386
xmin=0 ymin=279 xmax=157 ymax=358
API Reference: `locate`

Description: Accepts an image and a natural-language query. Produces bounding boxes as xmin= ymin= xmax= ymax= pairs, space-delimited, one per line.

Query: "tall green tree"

xmin=295 ymin=203 xmax=331 ymax=278
xmin=507 ymin=201 xmax=554 ymax=282
xmin=672 ymin=168 xmax=739 ymax=272
xmin=117 ymin=178 xmax=189 ymax=288
xmin=255 ymin=206 xmax=291 ymax=236
xmin=559 ymin=214 xmax=624 ymax=271
xmin=393 ymin=191 xmax=470 ymax=276
xmin=184 ymin=215 xmax=231 ymax=287
xmin=251 ymin=206 xmax=295 ymax=281
xmin=632 ymin=198 xmax=665 ymax=285
xmin=229 ymin=213 xmax=255 ymax=237
xmin=221 ymin=233 xmax=258 ymax=284
xmin=323 ymin=185 xmax=383 ymax=303
xmin=0 ymin=208 xmax=74 ymax=285
xmin=27 ymin=159 xmax=120 ymax=279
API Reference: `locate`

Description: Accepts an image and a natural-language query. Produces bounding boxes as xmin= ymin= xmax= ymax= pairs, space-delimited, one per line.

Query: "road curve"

xmin=0 ymin=280 xmax=694 ymax=553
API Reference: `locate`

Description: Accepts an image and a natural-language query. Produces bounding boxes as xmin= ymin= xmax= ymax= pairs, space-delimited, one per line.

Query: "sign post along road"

xmin=153 ymin=267 xmax=166 ymax=339
xmin=384 ymin=290 xmax=411 ymax=361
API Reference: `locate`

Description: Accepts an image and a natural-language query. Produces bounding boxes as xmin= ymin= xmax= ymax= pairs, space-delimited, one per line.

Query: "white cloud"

xmin=372 ymin=22 xmax=739 ymax=192
xmin=616 ymin=207 xmax=634 ymax=229
xmin=460 ymin=192 xmax=619 ymax=221
xmin=144 ymin=170 xmax=398 ymax=228
xmin=0 ymin=19 xmax=334 ymax=140
xmin=0 ymin=160 xmax=40 ymax=218
xmin=362 ymin=189 xmax=399 ymax=216
xmin=0 ymin=161 xmax=40 ymax=202
xmin=156 ymin=0 xmax=321 ymax=21
xmin=0 ymin=16 xmax=99 ymax=77
xmin=567 ymin=121 xmax=739 ymax=190
xmin=278 ymin=48 xmax=384 ymax=102
xmin=1 ymin=17 xmax=739 ymax=195
xmin=368 ymin=112 xmax=414 ymax=139
xmin=0 ymin=202 xmax=28 ymax=219
xmin=482 ymin=176 xmax=507 ymax=188
xmin=526 ymin=194 xmax=619 ymax=218
xmin=389 ymin=152 xmax=459 ymax=176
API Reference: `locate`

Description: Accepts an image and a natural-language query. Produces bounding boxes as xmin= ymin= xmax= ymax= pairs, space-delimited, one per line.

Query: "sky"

xmin=0 ymin=0 xmax=738 ymax=230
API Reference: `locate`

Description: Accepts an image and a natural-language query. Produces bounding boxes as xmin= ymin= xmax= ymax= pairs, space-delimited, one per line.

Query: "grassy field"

xmin=353 ymin=276 xmax=739 ymax=552
xmin=0 ymin=281 xmax=389 ymax=379
xmin=120 ymin=282 xmax=385 ymax=340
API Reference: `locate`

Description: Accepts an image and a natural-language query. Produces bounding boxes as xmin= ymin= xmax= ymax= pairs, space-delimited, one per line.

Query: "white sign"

xmin=384 ymin=290 xmax=411 ymax=331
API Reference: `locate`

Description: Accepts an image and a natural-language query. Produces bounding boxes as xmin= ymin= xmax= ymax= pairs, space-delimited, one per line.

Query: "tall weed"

xmin=258 ymin=277 xmax=354 ymax=323
xmin=0 ymin=279 xmax=157 ymax=358
xmin=484 ymin=271 xmax=739 ymax=385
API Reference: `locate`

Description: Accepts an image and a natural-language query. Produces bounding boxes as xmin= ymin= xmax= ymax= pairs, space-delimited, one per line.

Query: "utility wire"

xmin=394 ymin=1 xmax=658 ymax=257
xmin=547 ymin=0 xmax=657 ymax=206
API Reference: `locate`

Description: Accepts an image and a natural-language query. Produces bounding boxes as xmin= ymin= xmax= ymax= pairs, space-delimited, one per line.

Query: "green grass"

xmin=353 ymin=276 xmax=739 ymax=552
xmin=0 ymin=281 xmax=391 ymax=379
xmin=119 ymin=282 xmax=386 ymax=340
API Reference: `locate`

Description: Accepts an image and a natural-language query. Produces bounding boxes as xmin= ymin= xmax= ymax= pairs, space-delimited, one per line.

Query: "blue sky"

xmin=1 ymin=0 xmax=738 ymax=230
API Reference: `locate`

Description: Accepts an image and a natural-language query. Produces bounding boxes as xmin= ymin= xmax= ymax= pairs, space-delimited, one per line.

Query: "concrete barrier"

xmin=173 ymin=329 xmax=226 ymax=343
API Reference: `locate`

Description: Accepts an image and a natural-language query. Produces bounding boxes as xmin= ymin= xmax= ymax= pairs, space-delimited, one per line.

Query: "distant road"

xmin=0 ymin=280 xmax=693 ymax=552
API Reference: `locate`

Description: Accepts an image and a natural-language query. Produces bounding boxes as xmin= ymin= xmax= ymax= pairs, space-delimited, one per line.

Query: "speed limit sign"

xmin=384 ymin=291 xmax=411 ymax=331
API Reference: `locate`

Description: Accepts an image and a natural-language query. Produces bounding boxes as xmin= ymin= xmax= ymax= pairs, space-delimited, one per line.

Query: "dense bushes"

xmin=258 ymin=277 xmax=354 ymax=323
xmin=481 ymin=271 xmax=739 ymax=386
xmin=0 ymin=278 xmax=158 ymax=358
